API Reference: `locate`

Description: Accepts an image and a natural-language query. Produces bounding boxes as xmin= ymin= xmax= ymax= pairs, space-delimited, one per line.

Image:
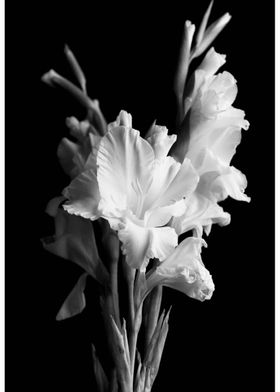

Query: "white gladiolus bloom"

xmin=63 ymin=112 xmax=199 ymax=269
xmin=147 ymin=237 xmax=214 ymax=301
xmin=185 ymin=47 xmax=250 ymax=203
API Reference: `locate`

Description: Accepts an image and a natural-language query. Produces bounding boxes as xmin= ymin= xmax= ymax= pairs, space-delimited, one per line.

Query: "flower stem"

xmin=110 ymin=258 xmax=121 ymax=328
xmin=129 ymin=304 xmax=142 ymax=375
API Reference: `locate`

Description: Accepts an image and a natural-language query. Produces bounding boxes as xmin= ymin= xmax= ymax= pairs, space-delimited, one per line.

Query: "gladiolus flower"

xmin=63 ymin=113 xmax=199 ymax=269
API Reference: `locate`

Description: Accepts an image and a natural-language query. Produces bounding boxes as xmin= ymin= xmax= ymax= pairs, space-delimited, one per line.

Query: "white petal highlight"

xmin=118 ymin=218 xmax=150 ymax=269
xmin=143 ymin=156 xmax=199 ymax=214
xmin=118 ymin=218 xmax=178 ymax=269
xmin=171 ymin=192 xmax=230 ymax=236
xmin=210 ymin=166 xmax=251 ymax=202
xmin=198 ymin=47 xmax=226 ymax=78
xmin=149 ymin=226 xmax=178 ymax=262
xmin=97 ymin=126 xmax=154 ymax=217
xmin=145 ymin=199 xmax=186 ymax=227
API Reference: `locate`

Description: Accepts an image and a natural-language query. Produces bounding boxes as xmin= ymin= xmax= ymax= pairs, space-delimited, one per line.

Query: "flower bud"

xmin=193 ymin=12 xmax=231 ymax=59
xmin=64 ymin=44 xmax=87 ymax=93
xmin=174 ymin=20 xmax=196 ymax=103
xmin=146 ymin=125 xmax=177 ymax=159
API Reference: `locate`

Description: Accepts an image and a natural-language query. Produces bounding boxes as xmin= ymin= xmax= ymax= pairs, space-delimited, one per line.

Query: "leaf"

xmin=92 ymin=344 xmax=109 ymax=392
xmin=56 ymin=273 xmax=88 ymax=321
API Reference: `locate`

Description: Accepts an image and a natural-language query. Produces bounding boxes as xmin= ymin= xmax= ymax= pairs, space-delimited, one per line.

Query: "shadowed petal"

xmin=63 ymin=169 xmax=100 ymax=219
xmin=42 ymin=200 xmax=104 ymax=280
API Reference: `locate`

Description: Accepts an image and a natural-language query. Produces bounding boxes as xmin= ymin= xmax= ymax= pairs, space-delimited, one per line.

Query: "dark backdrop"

xmin=6 ymin=0 xmax=274 ymax=391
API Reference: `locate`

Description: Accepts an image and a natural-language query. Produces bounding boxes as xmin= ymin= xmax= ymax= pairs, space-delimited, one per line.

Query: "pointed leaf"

xmin=92 ymin=344 xmax=109 ymax=392
xmin=56 ymin=273 xmax=88 ymax=321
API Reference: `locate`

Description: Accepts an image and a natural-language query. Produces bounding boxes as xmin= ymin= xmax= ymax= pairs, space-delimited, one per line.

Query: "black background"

xmin=6 ymin=0 xmax=274 ymax=391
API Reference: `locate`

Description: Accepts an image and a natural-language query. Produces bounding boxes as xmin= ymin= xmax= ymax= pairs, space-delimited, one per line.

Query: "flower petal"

xmin=63 ymin=169 xmax=100 ymax=219
xmin=118 ymin=218 xmax=178 ymax=269
xmin=171 ymin=192 xmax=230 ymax=236
xmin=192 ymin=149 xmax=250 ymax=202
xmin=147 ymin=237 xmax=214 ymax=301
xmin=143 ymin=156 xmax=199 ymax=214
xmin=208 ymin=71 xmax=238 ymax=110
xmin=145 ymin=199 xmax=186 ymax=227
xmin=210 ymin=166 xmax=250 ymax=202
xmin=198 ymin=47 xmax=226 ymax=78
xmin=42 ymin=204 xmax=108 ymax=283
xmin=97 ymin=126 xmax=154 ymax=217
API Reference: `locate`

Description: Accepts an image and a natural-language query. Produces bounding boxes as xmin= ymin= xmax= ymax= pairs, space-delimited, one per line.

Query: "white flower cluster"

xmin=43 ymin=2 xmax=249 ymax=311
xmin=42 ymin=4 xmax=250 ymax=390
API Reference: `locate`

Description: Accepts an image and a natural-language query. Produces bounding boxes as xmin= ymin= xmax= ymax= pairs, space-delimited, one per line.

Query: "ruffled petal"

xmin=147 ymin=237 xmax=214 ymax=301
xmin=97 ymin=126 xmax=154 ymax=217
xmin=210 ymin=166 xmax=250 ymax=202
xmin=188 ymin=108 xmax=248 ymax=169
xmin=118 ymin=218 xmax=178 ymax=269
xmin=188 ymin=146 xmax=249 ymax=202
xmin=118 ymin=218 xmax=151 ymax=269
xmin=171 ymin=192 xmax=230 ymax=236
xmin=63 ymin=169 xmax=100 ymax=219
xmin=208 ymin=71 xmax=238 ymax=110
